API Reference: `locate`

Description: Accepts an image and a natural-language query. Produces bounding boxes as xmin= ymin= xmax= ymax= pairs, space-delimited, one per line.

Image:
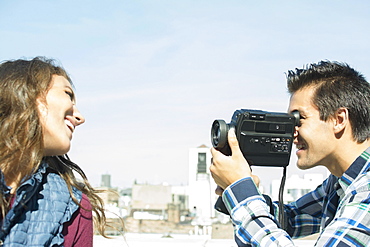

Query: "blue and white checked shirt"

xmin=222 ymin=147 xmax=370 ymax=246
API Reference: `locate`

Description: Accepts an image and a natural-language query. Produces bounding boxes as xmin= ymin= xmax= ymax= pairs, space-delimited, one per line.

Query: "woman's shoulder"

xmin=80 ymin=193 xmax=93 ymax=216
xmin=62 ymin=193 xmax=93 ymax=247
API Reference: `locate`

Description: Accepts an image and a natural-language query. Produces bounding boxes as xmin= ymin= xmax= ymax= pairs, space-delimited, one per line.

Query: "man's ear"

xmin=333 ymin=107 xmax=349 ymax=134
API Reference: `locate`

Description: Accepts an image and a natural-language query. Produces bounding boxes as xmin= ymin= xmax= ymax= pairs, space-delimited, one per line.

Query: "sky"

xmin=1 ymin=1 xmax=369 ymax=190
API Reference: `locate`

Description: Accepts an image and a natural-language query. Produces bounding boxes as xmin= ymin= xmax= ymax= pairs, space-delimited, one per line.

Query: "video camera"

xmin=211 ymin=109 xmax=300 ymax=215
xmin=211 ymin=109 xmax=300 ymax=167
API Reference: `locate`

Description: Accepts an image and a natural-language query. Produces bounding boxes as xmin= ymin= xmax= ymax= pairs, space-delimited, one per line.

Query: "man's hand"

xmin=210 ymin=128 xmax=255 ymax=190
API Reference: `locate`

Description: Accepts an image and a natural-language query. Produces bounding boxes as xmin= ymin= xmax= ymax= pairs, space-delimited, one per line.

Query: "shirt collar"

xmin=338 ymin=146 xmax=370 ymax=191
xmin=0 ymin=169 xmax=11 ymax=199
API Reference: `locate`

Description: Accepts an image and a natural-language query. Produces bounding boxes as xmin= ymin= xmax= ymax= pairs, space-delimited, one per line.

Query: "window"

xmin=197 ymin=153 xmax=207 ymax=174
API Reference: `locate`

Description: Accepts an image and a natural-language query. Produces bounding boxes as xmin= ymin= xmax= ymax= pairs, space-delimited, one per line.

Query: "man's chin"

xmin=296 ymin=162 xmax=314 ymax=170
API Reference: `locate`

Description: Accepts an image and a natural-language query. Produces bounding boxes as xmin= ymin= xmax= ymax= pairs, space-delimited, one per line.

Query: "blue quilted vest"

xmin=0 ymin=162 xmax=82 ymax=246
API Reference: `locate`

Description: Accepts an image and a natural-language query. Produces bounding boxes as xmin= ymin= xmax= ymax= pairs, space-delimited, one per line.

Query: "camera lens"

xmin=211 ymin=120 xmax=228 ymax=149
xmin=213 ymin=125 xmax=220 ymax=145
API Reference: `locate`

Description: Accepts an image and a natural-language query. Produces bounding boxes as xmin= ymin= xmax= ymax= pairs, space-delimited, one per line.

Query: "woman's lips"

xmin=65 ymin=119 xmax=75 ymax=133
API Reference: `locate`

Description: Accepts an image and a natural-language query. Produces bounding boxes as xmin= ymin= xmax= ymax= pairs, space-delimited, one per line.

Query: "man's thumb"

xmin=228 ymin=128 xmax=241 ymax=153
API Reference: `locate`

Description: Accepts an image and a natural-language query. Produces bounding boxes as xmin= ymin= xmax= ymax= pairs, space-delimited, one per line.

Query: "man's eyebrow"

xmin=289 ymin=109 xmax=305 ymax=118
xmin=288 ymin=108 xmax=299 ymax=114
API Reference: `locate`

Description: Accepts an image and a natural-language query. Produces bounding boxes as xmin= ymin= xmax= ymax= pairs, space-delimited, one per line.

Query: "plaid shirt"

xmin=222 ymin=147 xmax=370 ymax=246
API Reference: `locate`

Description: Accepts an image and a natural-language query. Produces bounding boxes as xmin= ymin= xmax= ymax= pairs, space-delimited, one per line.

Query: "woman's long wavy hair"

xmin=0 ymin=57 xmax=109 ymax=236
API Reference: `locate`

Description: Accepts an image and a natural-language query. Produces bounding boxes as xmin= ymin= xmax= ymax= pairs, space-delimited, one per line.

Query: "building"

xmin=101 ymin=174 xmax=112 ymax=188
xmin=188 ymin=144 xmax=218 ymax=227
xmin=95 ymin=145 xmax=228 ymax=235
xmin=271 ymin=173 xmax=324 ymax=203
xmin=130 ymin=183 xmax=172 ymax=220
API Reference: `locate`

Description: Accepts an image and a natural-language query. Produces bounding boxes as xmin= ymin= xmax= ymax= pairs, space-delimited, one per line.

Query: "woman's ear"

xmin=36 ymin=97 xmax=48 ymax=118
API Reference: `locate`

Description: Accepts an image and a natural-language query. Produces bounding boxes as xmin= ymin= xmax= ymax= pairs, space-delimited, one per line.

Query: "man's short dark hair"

xmin=287 ymin=61 xmax=370 ymax=143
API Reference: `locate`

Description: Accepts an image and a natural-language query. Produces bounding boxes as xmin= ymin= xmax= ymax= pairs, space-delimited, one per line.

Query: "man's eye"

xmin=297 ymin=116 xmax=305 ymax=127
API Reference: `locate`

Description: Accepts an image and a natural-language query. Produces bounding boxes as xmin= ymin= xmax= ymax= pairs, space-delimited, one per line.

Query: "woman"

xmin=0 ymin=57 xmax=107 ymax=246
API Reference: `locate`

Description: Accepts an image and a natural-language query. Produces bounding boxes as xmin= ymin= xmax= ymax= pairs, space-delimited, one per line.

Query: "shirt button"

xmin=334 ymin=183 xmax=340 ymax=190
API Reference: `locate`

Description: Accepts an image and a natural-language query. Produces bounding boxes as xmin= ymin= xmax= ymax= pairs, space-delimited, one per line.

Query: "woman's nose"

xmin=73 ymin=105 xmax=85 ymax=126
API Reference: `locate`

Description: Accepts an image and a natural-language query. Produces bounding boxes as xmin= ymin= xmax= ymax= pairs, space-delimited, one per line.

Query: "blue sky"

xmin=1 ymin=1 xmax=369 ymax=189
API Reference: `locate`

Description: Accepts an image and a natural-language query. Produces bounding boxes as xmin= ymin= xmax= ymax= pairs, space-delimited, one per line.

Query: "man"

xmin=210 ymin=61 xmax=370 ymax=246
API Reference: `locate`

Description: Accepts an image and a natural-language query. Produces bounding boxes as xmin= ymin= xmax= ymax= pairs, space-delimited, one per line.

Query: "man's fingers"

xmin=210 ymin=147 xmax=219 ymax=157
xmin=252 ymin=175 xmax=260 ymax=187
xmin=215 ymin=186 xmax=224 ymax=196
xmin=228 ymin=128 xmax=243 ymax=156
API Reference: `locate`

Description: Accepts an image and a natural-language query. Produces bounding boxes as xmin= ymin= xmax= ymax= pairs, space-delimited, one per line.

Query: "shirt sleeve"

xmin=223 ymin=175 xmax=370 ymax=247
xmin=62 ymin=193 xmax=93 ymax=247
xmin=223 ymin=177 xmax=295 ymax=246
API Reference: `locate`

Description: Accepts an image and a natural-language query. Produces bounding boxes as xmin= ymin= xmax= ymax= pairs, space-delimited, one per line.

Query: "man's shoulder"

xmin=347 ymin=171 xmax=370 ymax=195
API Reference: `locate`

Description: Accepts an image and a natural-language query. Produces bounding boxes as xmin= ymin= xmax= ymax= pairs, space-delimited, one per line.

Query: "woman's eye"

xmin=65 ymin=91 xmax=74 ymax=100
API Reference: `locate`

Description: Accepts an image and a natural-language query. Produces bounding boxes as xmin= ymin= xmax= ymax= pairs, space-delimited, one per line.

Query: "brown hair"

xmin=0 ymin=57 xmax=110 ymax=236
xmin=287 ymin=61 xmax=370 ymax=143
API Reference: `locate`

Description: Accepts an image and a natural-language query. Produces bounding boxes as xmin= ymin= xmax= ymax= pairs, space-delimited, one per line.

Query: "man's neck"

xmin=327 ymin=139 xmax=370 ymax=177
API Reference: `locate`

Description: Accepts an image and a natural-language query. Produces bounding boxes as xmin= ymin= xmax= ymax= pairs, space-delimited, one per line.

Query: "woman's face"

xmin=38 ymin=75 xmax=85 ymax=156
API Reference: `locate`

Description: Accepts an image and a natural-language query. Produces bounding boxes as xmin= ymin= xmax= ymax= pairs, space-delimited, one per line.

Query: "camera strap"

xmin=278 ymin=166 xmax=287 ymax=230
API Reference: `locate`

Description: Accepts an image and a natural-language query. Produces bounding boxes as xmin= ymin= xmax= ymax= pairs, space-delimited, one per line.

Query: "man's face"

xmin=288 ymin=86 xmax=336 ymax=170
